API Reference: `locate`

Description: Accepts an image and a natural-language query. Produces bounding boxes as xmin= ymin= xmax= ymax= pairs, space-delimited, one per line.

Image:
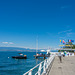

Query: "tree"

xmin=65 ymin=42 xmax=75 ymax=49
xmin=72 ymin=45 xmax=75 ymax=49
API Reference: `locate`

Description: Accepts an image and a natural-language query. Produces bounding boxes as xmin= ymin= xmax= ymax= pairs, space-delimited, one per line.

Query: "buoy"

xmin=8 ymin=57 xmax=9 ymax=58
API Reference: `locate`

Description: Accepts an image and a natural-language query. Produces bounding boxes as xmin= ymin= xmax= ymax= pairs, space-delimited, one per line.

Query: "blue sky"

xmin=0 ymin=0 xmax=75 ymax=49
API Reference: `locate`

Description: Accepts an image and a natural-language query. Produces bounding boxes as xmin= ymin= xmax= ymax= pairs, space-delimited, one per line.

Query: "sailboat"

xmin=34 ymin=37 xmax=50 ymax=59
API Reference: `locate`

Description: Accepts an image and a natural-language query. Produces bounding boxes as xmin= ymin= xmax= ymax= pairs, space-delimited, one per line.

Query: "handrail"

xmin=23 ymin=54 xmax=55 ymax=75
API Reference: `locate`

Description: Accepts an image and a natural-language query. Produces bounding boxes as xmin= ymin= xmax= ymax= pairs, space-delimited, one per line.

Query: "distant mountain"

xmin=0 ymin=47 xmax=36 ymax=52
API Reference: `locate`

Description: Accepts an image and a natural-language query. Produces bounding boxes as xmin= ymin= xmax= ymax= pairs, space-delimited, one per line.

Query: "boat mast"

xmin=36 ymin=36 xmax=38 ymax=55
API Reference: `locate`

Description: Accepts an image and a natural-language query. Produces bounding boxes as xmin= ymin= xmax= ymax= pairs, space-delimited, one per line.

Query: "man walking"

xmin=58 ymin=52 xmax=62 ymax=63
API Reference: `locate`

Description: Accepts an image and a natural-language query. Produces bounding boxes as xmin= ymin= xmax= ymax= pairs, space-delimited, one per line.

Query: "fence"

xmin=23 ymin=54 xmax=55 ymax=75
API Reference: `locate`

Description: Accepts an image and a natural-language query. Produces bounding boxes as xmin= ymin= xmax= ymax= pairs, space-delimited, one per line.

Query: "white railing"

xmin=23 ymin=54 xmax=55 ymax=75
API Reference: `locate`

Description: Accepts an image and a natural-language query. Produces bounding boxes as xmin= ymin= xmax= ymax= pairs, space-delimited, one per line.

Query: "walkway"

xmin=49 ymin=56 xmax=75 ymax=75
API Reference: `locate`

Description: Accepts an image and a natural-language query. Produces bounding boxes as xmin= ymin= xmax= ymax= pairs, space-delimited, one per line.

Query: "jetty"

xmin=34 ymin=55 xmax=50 ymax=59
xmin=23 ymin=40 xmax=75 ymax=75
xmin=49 ymin=56 xmax=75 ymax=75
xmin=23 ymin=54 xmax=75 ymax=75
xmin=23 ymin=54 xmax=55 ymax=75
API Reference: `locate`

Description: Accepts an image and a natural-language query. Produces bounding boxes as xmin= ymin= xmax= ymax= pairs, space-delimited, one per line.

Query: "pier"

xmin=23 ymin=54 xmax=55 ymax=75
xmin=34 ymin=55 xmax=50 ymax=59
xmin=49 ymin=56 xmax=75 ymax=75
xmin=23 ymin=54 xmax=75 ymax=75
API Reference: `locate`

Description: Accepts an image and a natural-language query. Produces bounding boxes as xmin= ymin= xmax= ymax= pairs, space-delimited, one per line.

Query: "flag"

xmin=71 ymin=40 xmax=74 ymax=42
xmin=60 ymin=40 xmax=61 ymax=42
xmin=68 ymin=40 xmax=74 ymax=42
xmin=68 ymin=39 xmax=69 ymax=42
xmin=62 ymin=40 xmax=65 ymax=44
xmin=69 ymin=40 xmax=71 ymax=42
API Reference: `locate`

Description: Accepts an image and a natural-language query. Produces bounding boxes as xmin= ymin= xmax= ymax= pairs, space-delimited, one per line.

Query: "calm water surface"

xmin=0 ymin=51 xmax=46 ymax=75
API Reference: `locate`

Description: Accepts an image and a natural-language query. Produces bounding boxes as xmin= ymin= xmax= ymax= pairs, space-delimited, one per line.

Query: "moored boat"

xmin=12 ymin=53 xmax=27 ymax=59
xmin=34 ymin=53 xmax=50 ymax=59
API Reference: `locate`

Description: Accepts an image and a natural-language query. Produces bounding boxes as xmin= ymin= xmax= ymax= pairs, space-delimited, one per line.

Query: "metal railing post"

xmin=43 ymin=60 xmax=46 ymax=73
xmin=28 ymin=70 xmax=32 ymax=75
xmin=23 ymin=55 xmax=55 ymax=75
xmin=46 ymin=58 xmax=49 ymax=69
xmin=38 ymin=63 xmax=42 ymax=75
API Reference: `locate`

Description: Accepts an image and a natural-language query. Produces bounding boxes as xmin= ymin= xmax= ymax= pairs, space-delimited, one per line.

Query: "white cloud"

xmin=58 ymin=29 xmax=72 ymax=34
xmin=67 ymin=32 xmax=75 ymax=37
xmin=2 ymin=42 xmax=8 ymax=44
xmin=9 ymin=42 xmax=14 ymax=44
xmin=2 ymin=42 xmax=14 ymax=44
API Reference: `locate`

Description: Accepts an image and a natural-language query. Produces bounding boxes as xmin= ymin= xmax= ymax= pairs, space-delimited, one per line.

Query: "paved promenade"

xmin=49 ymin=56 xmax=75 ymax=75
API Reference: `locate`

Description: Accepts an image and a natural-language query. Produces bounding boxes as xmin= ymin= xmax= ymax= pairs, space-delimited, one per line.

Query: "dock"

xmin=34 ymin=55 xmax=50 ymax=59
xmin=49 ymin=56 xmax=75 ymax=75
xmin=23 ymin=55 xmax=75 ymax=75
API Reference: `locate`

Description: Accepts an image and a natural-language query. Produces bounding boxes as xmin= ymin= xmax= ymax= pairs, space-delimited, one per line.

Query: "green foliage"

xmin=59 ymin=42 xmax=75 ymax=52
xmin=66 ymin=42 xmax=73 ymax=45
xmin=72 ymin=45 xmax=75 ymax=49
xmin=64 ymin=42 xmax=75 ymax=49
xmin=58 ymin=50 xmax=59 ymax=52
xmin=58 ymin=50 xmax=74 ymax=52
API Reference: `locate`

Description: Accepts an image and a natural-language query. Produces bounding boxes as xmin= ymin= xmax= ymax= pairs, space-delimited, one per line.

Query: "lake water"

xmin=0 ymin=50 xmax=58 ymax=75
xmin=0 ymin=51 xmax=46 ymax=75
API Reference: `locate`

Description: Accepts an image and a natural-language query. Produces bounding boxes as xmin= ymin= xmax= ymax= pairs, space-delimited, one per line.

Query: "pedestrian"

xmin=58 ymin=52 xmax=62 ymax=63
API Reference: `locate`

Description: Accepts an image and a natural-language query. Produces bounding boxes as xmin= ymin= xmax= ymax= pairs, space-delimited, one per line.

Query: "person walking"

xmin=58 ymin=52 xmax=62 ymax=63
